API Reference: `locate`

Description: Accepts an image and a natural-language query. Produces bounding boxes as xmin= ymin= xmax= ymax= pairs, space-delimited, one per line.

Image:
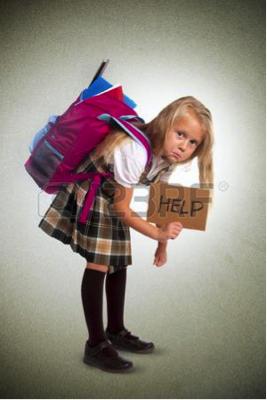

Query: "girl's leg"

xmin=105 ymin=267 xmax=154 ymax=354
xmin=86 ymin=262 xmax=108 ymax=273
xmin=105 ymin=268 xmax=127 ymax=333
xmin=105 ymin=267 xmax=138 ymax=340
xmin=81 ymin=263 xmax=134 ymax=371
xmin=81 ymin=262 xmax=117 ymax=356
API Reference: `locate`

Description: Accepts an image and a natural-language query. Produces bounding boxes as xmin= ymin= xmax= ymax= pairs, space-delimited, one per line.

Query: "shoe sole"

xmin=83 ymin=357 xmax=134 ymax=373
xmin=112 ymin=343 xmax=155 ymax=354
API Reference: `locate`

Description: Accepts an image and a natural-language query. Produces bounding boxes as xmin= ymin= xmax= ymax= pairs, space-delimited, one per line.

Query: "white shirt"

xmin=109 ymin=139 xmax=173 ymax=188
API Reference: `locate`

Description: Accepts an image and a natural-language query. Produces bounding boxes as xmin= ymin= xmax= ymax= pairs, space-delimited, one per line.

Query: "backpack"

xmin=24 ymin=86 xmax=152 ymax=224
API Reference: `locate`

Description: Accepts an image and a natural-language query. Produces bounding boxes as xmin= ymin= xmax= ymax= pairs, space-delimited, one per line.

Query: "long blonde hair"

xmin=94 ymin=96 xmax=214 ymax=206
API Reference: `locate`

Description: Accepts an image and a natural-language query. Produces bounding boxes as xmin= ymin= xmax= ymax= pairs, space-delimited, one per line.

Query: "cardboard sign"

xmin=146 ymin=183 xmax=211 ymax=231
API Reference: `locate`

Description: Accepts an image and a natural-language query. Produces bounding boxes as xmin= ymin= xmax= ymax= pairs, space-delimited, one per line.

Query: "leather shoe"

xmin=106 ymin=328 xmax=155 ymax=354
xmin=83 ymin=339 xmax=133 ymax=373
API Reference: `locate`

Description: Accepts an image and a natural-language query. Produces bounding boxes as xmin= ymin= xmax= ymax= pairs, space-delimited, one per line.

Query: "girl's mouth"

xmin=172 ymin=152 xmax=181 ymax=160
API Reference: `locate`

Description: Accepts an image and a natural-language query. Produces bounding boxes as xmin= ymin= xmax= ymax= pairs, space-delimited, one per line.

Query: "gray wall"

xmin=0 ymin=0 xmax=265 ymax=398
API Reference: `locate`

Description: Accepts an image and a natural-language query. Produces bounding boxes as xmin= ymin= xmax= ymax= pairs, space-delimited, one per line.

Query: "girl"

xmin=39 ymin=95 xmax=214 ymax=374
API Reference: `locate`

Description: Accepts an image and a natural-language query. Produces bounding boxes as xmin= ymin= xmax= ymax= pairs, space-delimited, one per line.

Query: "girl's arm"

xmin=156 ymin=223 xmax=168 ymax=249
xmin=154 ymin=223 xmax=168 ymax=267
xmin=112 ymin=183 xmax=182 ymax=241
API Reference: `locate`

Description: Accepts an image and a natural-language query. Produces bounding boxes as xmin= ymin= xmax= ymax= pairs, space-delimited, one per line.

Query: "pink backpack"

xmin=24 ymin=88 xmax=152 ymax=223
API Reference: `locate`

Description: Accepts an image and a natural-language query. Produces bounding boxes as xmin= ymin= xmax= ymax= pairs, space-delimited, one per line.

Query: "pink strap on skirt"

xmin=78 ymin=173 xmax=113 ymax=223
xmin=50 ymin=172 xmax=113 ymax=224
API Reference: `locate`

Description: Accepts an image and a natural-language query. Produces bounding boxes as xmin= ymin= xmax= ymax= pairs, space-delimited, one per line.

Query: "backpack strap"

xmin=97 ymin=114 xmax=152 ymax=167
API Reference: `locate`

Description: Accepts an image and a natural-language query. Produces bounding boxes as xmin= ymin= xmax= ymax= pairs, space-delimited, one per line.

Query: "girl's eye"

xmin=190 ymin=140 xmax=197 ymax=146
xmin=176 ymin=131 xmax=184 ymax=138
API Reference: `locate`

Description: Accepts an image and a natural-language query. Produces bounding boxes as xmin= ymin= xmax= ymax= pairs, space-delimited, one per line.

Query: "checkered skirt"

xmin=38 ymin=149 xmax=170 ymax=274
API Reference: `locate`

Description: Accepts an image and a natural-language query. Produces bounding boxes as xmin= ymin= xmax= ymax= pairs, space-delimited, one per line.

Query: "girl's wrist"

xmin=158 ymin=241 xmax=167 ymax=249
xmin=155 ymin=223 xmax=167 ymax=245
xmin=152 ymin=226 xmax=161 ymax=241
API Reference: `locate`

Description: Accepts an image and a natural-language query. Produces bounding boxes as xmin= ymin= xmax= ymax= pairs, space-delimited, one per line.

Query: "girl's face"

xmin=160 ymin=111 xmax=204 ymax=163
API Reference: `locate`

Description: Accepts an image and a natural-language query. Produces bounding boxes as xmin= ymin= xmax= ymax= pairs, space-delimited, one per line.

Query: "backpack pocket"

xmin=29 ymin=140 xmax=64 ymax=190
xmin=29 ymin=115 xmax=58 ymax=153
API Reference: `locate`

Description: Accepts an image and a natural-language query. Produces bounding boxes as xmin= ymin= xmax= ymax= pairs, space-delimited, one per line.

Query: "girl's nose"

xmin=179 ymin=140 xmax=187 ymax=152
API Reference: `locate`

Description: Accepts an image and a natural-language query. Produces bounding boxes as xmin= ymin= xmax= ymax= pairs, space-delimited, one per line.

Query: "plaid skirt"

xmin=38 ymin=149 xmax=131 ymax=274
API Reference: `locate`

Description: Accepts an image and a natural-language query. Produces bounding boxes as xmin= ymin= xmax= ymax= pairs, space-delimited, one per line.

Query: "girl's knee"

xmin=86 ymin=262 xmax=109 ymax=273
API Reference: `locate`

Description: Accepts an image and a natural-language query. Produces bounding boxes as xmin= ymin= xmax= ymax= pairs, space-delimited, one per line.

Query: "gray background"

xmin=0 ymin=0 xmax=265 ymax=398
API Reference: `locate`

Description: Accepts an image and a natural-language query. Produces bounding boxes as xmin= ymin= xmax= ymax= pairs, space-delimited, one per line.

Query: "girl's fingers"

xmin=171 ymin=226 xmax=183 ymax=235
xmin=154 ymin=257 xmax=162 ymax=267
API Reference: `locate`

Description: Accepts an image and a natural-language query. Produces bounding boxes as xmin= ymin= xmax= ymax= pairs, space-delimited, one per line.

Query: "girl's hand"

xmin=153 ymin=246 xmax=167 ymax=267
xmin=157 ymin=222 xmax=183 ymax=242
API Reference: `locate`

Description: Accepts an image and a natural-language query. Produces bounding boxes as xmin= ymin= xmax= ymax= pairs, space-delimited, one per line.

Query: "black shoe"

xmin=106 ymin=328 xmax=155 ymax=354
xmin=83 ymin=339 xmax=134 ymax=373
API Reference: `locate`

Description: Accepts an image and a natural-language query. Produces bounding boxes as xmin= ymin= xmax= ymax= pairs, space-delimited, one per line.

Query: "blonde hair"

xmin=94 ymin=96 xmax=214 ymax=209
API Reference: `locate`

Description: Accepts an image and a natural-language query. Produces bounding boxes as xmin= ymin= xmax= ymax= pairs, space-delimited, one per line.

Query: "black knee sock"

xmin=106 ymin=268 xmax=127 ymax=333
xmin=81 ymin=268 xmax=106 ymax=346
xmin=81 ymin=268 xmax=118 ymax=357
xmin=106 ymin=267 xmax=138 ymax=340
